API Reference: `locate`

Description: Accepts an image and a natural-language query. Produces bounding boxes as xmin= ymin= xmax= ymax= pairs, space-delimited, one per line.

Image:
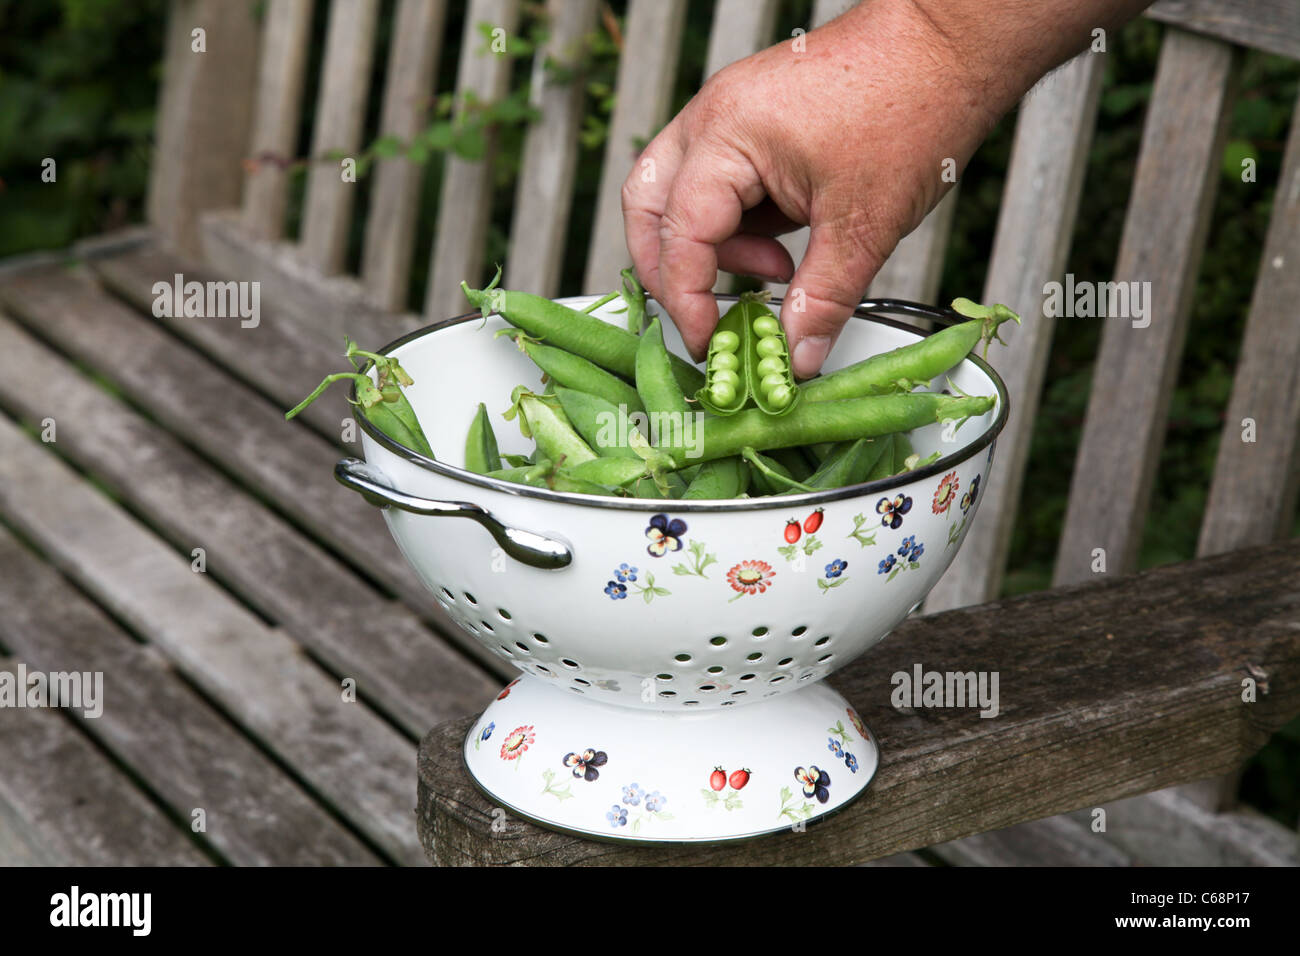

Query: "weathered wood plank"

xmin=0 ymin=659 xmax=210 ymax=867
xmin=147 ymin=0 xmax=259 ymax=256
xmin=242 ymin=0 xmax=316 ymax=241
xmin=0 ymin=265 xmax=509 ymax=679
xmin=0 ymin=312 xmax=497 ymax=737
xmin=1148 ymin=0 xmax=1300 ymax=61
xmin=703 ymin=0 xmax=778 ymax=78
xmin=1055 ymin=31 xmax=1236 ymax=586
xmin=925 ymin=50 xmax=1105 ymax=611
xmin=425 ymin=0 xmax=522 ymax=318
xmin=361 ymin=0 xmax=450 ymax=309
xmin=583 ymin=0 xmax=688 ymax=293
xmin=300 ymin=0 xmax=380 ymax=275
xmin=0 ymin=527 xmax=381 ymax=865
xmin=418 ymin=538 xmax=1300 ymax=864
xmin=0 ymin=414 xmax=426 ymax=864
xmin=504 ymin=0 xmax=601 ymax=297
xmin=867 ymin=188 xmax=959 ymax=307
xmin=1198 ymin=92 xmax=1300 ymax=557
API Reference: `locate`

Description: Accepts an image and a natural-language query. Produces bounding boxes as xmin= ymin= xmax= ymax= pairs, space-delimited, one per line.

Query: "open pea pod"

xmin=694 ymin=292 xmax=800 ymax=418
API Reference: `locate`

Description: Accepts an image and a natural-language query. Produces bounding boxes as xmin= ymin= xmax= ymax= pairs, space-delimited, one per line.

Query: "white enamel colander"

xmin=336 ymin=295 xmax=1008 ymax=843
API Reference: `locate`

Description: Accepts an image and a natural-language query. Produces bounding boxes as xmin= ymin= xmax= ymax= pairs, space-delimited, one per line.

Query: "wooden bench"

xmin=1 ymin=0 xmax=1297 ymax=866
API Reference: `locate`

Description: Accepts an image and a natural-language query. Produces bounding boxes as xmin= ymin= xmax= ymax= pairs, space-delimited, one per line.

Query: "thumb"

xmin=779 ymin=221 xmax=889 ymax=379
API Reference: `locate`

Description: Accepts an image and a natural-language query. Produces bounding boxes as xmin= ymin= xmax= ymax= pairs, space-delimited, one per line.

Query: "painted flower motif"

xmin=615 ymin=563 xmax=638 ymax=583
xmin=827 ymin=738 xmax=844 ymax=758
xmin=644 ymin=791 xmax=668 ymax=812
xmin=795 ymin=765 xmax=832 ymax=804
xmin=909 ymin=543 xmax=925 ymax=562
xmin=932 ymin=472 xmax=959 ymax=514
xmin=563 ymin=748 xmax=609 ymax=781
xmin=897 ymin=536 xmax=916 ymax=558
xmin=845 ymin=752 xmax=859 ymax=774
xmin=496 ymin=678 xmax=520 ymax=701
xmin=622 ymin=783 xmax=644 ymax=806
xmin=876 ymin=494 xmax=912 ymax=530
xmin=847 ymin=708 xmax=868 ymax=738
xmin=727 ymin=559 xmax=775 ymax=597
xmin=961 ymin=474 xmax=981 ymax=513
xmin=646 ymin=514 xmax=687 ymax=557
xmin=606 ymin=805 xmax=628 ymax=828
xmin=604 ymin=580 xmax=628 ymax=600
xmin=824 ymin=559 xmax=848 ymax=578
xmin=877 ymin=554 xmax=897 ymax=575
xmin=480 ymin=721 xmax=495 ymax=743
xmin=500 ymin=725 xmax=535 ymax=761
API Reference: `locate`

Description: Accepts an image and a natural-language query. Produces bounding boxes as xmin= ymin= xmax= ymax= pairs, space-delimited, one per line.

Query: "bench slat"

xmin=1198 ymin=92 xmax=1300 ymax=556
xmin=361 ymin=0 xmax=450 ymax=310
xmin=0 ymin=657 xmax=210 ymax=866
xmin=924 ymin=50 xmax=1105 ymax=611
xmin=242 ymin=0 xmax=316 ymax=241
xmin=0 ymin=312 xmax=497 ymax=737
xmin=0 ymin=267 xmax=512 ymax=680
xmin=868 ymin=188 xmax=960 ymax=305
xmin=0 ymin=414 xmax=425 ymax=865
xmin=301 ymin=0 xmax=381 ymax=275
xmin=505 ymin=0 xmax=601 ymax=296
xmin=425 ymin=0 xmax=522 ymax=319
xmin=703 ymin=0 xmax=778 ymax=78
xmin=1148 ymin=0 xmax=1300 ymax=61
xmin=583 ymin=0 xmax=688 ymax=293
xmin=1054 ymin=31 xmax=1235 ymax=586
xmin=418 ymin=536 xmax=1300 ymax=864
xmin=0 ymin=528 xmax=380 ymax=865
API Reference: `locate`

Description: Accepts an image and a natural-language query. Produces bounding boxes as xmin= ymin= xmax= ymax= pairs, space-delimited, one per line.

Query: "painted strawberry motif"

xmin=728 ymin=768 xmax=751 ymax=791
xmin=709 ymin=767 xmax=727 ymax=792
xmin=784 ymin=520 xmax=802 ymax=544
xmin=803 ymin=508 xmax=824 ymax=534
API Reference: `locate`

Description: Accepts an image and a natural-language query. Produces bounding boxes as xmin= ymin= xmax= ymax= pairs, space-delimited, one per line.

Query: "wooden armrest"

xmin=417 ymin=539 xmax=1300 ymax=865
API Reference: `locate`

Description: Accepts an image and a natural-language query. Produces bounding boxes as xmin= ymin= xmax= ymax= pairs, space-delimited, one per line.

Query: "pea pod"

xmin=503 ymin=388 xmax=597 ymax=468
xmin=796 ymin=438 xmax=889 ymax=492
xmin=620 ymin=268 xmax=648 ymax=335
xmin=744 ymin=447 xmax=815 ymax=494
xmin=464 ymin=402 xmax=501 ymax=474
xmin=696 ymin=292 xmax=799 ymax=417
xmin=554 ymin=387 xmax=643 ymax=461
xmin=636 ymin=316 xmax=693 ymax=422
xmin=567 ymin=457 xmax=650 ymax=489
xmin=286 ymin=367 xmax=434 ymax=459
xmin=662 ymin=391 xmax=996 ymax=469
xmin=681 ymin=456 xmax=749 ymax=499
xmin=891 ymin=433 xmax=915 ymax=475
xmin=801 ymin=300 xmax=1019 ymax=403
xmin=463 ymin=268 xmax=704 ymax=394
xmin=863 ymin=435 xmax=896 ymax=481
xmin=506 ymin=332 xmax=645 ymax=414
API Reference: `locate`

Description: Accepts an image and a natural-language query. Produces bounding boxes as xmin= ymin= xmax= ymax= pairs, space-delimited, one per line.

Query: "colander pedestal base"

xmin=463 ymin=675 xmax=878 ymax=843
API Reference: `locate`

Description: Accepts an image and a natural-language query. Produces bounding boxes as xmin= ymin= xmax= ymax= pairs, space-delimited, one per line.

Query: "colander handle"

xmin=334 ymin=458 xmax=572 ymax=570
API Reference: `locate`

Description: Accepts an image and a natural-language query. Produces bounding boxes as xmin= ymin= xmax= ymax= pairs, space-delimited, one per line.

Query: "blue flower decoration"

xmin=615 ymin=562 xmax=638 ymax=583
xmin=644 ymin=791 xmax=668 ymax=812
xmin=824 ymin=559 xmax=848 ymax=578
xmin=606 ymin=805 xmax=628 ymax=828
xmin=845 ymin=752 xmax=859 ymax=774
xmin=910 ymin=543 xmax=925 ymax=562
xmin=877 ymin=554 xmax=896 ymax=575
xmin=646 ymin=514 xmax=687 ymax=557
xmin=897 ymin=536 xmax=916 ymax=558
xmin=828 ymin=738 xmax=843 ymax=757
xmin=480 ymin=721 xmax=495 ymax=742
xmin=622 ymin=783 xmax=644 ymax=806
xmin=604 ymin=580 xmax=628 ymax=600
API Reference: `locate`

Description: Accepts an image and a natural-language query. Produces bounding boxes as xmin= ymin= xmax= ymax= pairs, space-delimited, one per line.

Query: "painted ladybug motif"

xmin=803 ymin=508 xmax=824 ymax=534
xmin=784 ymin=520 xmax=802 ymax=544
xmin=728 ymin=769 xmax=751 ymax=791
xmin=709 ymin=767 xmax=727 ymax=792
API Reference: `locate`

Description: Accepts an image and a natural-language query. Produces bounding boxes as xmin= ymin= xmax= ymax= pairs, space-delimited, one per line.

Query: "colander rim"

xmin=353 ymin=295 xmax=1010 ymax=512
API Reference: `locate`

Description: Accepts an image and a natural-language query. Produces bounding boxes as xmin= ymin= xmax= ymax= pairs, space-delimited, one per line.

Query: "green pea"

xmin=765 ymin=384 xmax=793 ymax=409
xmin=712 ymin=330 xmax=740 ymax=352
xmin=760 ymin=372 xmax=786 ymax=393
xmin=756 ymin=336 xmax=784 ymax=358
xmin=712 ymin=351 xmax=740 ymax=372
xmin=710 ymin=382 xmax=737 ymax=406
xmin=752 ymin=316 xmax=780 ymax=338
xmin=756 ymin=355 xmax=785 ymax=377
xmin=712 ymin=368 xmax=741 ymax=389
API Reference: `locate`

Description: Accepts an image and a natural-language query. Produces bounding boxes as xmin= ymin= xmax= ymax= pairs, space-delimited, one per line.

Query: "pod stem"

xmin=951 ymin=297 xmax=1021 ymax=359
xmin=741 ymin=447 xmax=818 ymax=493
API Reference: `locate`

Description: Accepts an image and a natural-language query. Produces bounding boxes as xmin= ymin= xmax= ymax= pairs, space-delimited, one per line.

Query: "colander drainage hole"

xmin=569 ymin=686 xmax=584 ymax=695
xmin=751 ymin=626 xmax=769 ymax=637
xmin=535 ymin=665 xmax=552 ymax=676
xmin=709 ymin=636 xmax=727 ymax=647
xmin=769 ymin=675 xmax=788 ymax=684
xmin=656 ymin=673 xmax=673 ymax=682
xmin=699 ymin=685 xmax=716 ymax=692
xmin=480 ymin=621 xmax=495 ymax=633
xmin=721 ymin=701 xmax=735 ymax=707
xmin=514 ymin=642 xmax=530 ymax=654
xmin=818 ymin=654 xmax=833 ymax=664
xmin=731 ymin=690 xmax=747 ymax=697
xmin=440 ymin=587 xmax=454 ymax=601
xmin=683 ymin=700 xmax=700 ymax=707
xmin=674 ymin=653 xmax=692 ymax=663
xmin=497 ymin=608 xmax=512 ymax=621
xmin=498 ymin=644 xmax=512 ymax=656
xmin=740 ymin=673 xmax=756 ymax=682
xmin=791 ymin=625 xmax=808 ymax=637
xmin=462 ymin=592 xmax=478 ymax=606
xmin=746 ymin=652 xmax=763 ymax=662
xmin=659 ymin=690 xmax=677 ymax=698
xmin=560 ymin=658 xmax=581 ymax=670
xmin=814 ymin=636 xmax=831 ymax=647
xmin=778 ymin=657 xmax=794 ymax=667
xmin=573 ymin=677 xmax=591 ymax=687
xmin=706 ymin=665 xmax=725 ymax=675
xmin=531 ymin=633 xmax=549 ymax=644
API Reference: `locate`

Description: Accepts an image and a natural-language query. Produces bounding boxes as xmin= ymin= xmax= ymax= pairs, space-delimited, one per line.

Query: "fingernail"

xmin=792 ymin=335 xmax=831 ymax=379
